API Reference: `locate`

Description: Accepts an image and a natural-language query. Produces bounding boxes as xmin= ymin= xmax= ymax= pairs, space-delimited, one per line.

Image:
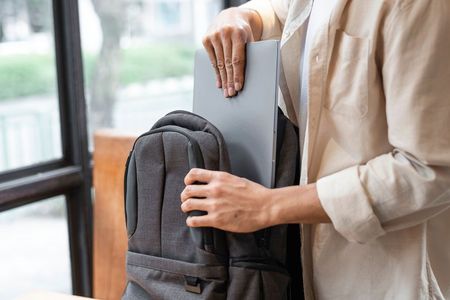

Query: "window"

xmin=79 ymin=0 xmax=223 ymax=137
xmin=0 ymin=0 xmax=61 ymax=172
xmin=0 ymin=0 xmax=92 ymax=297
xmin=0 ymin=0 xmax=237 ymax=297
xmin=0 ymin=197 xmax=71 ymax=299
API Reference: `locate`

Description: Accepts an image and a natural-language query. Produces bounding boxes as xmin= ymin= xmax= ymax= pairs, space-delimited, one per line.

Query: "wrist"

xmin=238 ymin=7 xmax=263 ymax=41
xmin=262 ymin=187 xmax=283 ymax=228
xmin=263 ymin=185 xmax=308 ymax=226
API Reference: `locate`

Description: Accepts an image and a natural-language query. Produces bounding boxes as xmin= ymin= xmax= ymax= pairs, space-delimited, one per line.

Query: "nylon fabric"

xmin=123 ymin=110 xmax=301 ymax=299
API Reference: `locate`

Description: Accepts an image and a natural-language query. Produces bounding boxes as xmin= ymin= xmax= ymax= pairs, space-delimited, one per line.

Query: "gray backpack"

xmin=122 ymin=110 xmax=302 ymax=299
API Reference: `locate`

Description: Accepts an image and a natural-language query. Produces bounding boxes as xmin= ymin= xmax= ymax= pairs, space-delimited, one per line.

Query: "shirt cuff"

xmin=316 ymin=166 xmax=386 ymax=243
xmin=241 ymin=0 xmax=282 ymax=40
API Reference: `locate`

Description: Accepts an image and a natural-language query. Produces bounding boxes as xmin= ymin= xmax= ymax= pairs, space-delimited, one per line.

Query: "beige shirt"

xmin=242 ymin=0 xmax=450 ymax=299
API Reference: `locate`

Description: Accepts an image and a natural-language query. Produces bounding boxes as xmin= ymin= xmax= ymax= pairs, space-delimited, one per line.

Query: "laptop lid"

xmin=193 ymin=40 xmax=280 ymax=188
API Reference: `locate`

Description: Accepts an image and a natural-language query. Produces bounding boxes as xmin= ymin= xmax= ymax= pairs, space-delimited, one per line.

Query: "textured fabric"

xmin=123 ymin=110 xmax=300 ymax=299
xmin=123 ymin=111 xmax=231 ymax=300
xmin=125 ymin=252 xmax=227 ymax=300
xmin=227 ymin=265 xmax=290 ymax=299
xmin=299 ymin=0 xmax=338 ymax=157
xmin=242 ymin=0 xmax=450 ymax=299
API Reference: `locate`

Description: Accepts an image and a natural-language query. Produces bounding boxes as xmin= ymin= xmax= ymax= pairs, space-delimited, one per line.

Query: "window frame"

xmin=0 ymin=0 xmax=240 ymax=297
xmin=0 ymin=0 xmax=92 ymax=296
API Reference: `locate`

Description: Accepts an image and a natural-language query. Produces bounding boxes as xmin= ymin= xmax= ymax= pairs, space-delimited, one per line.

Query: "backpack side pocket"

xmin=124 ymin=151 xmax=138 ymax=238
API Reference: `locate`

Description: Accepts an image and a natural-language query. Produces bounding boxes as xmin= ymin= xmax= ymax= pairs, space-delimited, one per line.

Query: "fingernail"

xmin=228 ymin=87 xmax=235 ymax=97
xmin=216 ymin=80 xmax=221 ymax=88
xmin=234 ymin=82 xmax=242 ymax=91
xmin=223 ymin=88 xmax=228 ymax=97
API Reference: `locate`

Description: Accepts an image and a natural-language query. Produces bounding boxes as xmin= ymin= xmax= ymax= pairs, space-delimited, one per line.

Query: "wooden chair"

xmin=93 ymin=130 xmax=137 ymax=300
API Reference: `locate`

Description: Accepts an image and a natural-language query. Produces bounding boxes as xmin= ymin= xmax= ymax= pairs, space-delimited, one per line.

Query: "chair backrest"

xmin=93 ymin=130 xmax=137 ymax=300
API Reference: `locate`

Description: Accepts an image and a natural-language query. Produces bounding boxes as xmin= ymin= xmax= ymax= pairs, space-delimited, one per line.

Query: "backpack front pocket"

xmin=123 ymin=251 xmax=227 ymax=300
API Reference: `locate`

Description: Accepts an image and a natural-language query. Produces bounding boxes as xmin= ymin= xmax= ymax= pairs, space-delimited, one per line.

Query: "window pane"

xmin=0 ymin=0 xmax=62 ymax=172
xmin=0 ymin=196 xmax=71 ymax=299
xmin=79 ymin=0 xmax=223 ymax=140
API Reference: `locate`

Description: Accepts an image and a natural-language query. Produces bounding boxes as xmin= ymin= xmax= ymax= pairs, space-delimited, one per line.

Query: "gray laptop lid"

xmin=193 ymin=40 xmax=280 ymax=188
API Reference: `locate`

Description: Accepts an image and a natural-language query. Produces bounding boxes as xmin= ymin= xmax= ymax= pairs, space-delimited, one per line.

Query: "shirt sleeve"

xmin=241 ymin=0 xmax=290 ymax=40
xmin=316 ymin=0 xmax=450 ymax=244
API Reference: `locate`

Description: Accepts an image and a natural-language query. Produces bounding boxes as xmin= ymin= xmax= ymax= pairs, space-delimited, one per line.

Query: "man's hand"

xmin=180 ymin=169 xmax=331 ymax=232
xmin=202 ymin=7 xmax=262 ymax=98
xmin=180 ymin=168 xmax=271 ymax=232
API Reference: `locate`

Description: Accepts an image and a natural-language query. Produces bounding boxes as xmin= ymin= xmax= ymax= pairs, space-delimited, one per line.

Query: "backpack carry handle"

xmin=153 ymin=110 xmax=230 ymax=173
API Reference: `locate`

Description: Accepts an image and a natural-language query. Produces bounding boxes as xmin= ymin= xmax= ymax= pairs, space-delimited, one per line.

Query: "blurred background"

xmin=0 ymin=0 xmax=234 ymax=298
xmin=0 ymin=0 xmax=223 ymax=172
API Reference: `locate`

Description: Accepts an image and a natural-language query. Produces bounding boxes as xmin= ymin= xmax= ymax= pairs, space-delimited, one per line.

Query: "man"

xmin=180 ymin=0 xmax=450 ymax=298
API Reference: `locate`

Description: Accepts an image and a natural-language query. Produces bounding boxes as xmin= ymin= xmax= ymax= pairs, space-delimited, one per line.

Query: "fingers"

xmin=184 ymin=169 xmax=232 ymax=188
xmin=222 ymin=32 xmax=235 ymax=97
xmin=186 ymin=215 xmax=215 ymax=228
xmin=180 ymin=184 xmax=210 ymax=202
xmin=181 ymin=198 xmax=211 ymax=213
xmin=210 ymin=37 xmax=228 ymax=97
xmin=203 ymin=38 xmax=221 ymax=88
xmin=184 ymin=168 xmax=214 ymax=185
xmin=231 ymin=33 xmax=246 ymax=92
xmin=202 ymin=11 xmax=253 ymax=98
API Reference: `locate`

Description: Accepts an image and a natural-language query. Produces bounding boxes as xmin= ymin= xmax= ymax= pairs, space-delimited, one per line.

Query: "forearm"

xmin=266 ymin=184 xmax=331 ymax=226
xmin=240 ymin=8 xmax=263 ymax=41
xmin=316 ymin=153 xmax=450 ymax=243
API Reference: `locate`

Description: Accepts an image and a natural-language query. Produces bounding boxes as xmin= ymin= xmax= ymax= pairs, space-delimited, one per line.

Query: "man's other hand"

xmin=202 ymin=7 xmax=262 ymax=98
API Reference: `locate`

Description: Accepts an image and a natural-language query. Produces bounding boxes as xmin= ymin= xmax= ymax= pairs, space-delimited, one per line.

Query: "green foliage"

xmin=0 ymin=43 xmax=196 ymax=101
xmin=118 ymin=44 xmax=195 ymax=85
xmin=0 ymin=54 xmax=57 ymax=100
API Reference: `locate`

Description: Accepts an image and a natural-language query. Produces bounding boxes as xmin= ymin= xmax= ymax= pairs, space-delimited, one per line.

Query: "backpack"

xmin=122 ymin=109 xmax=302 ymax=299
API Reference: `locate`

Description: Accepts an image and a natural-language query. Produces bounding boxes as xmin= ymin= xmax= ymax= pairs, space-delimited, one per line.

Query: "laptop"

xmin=193 ymin=40 xmax=280 ymax=188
